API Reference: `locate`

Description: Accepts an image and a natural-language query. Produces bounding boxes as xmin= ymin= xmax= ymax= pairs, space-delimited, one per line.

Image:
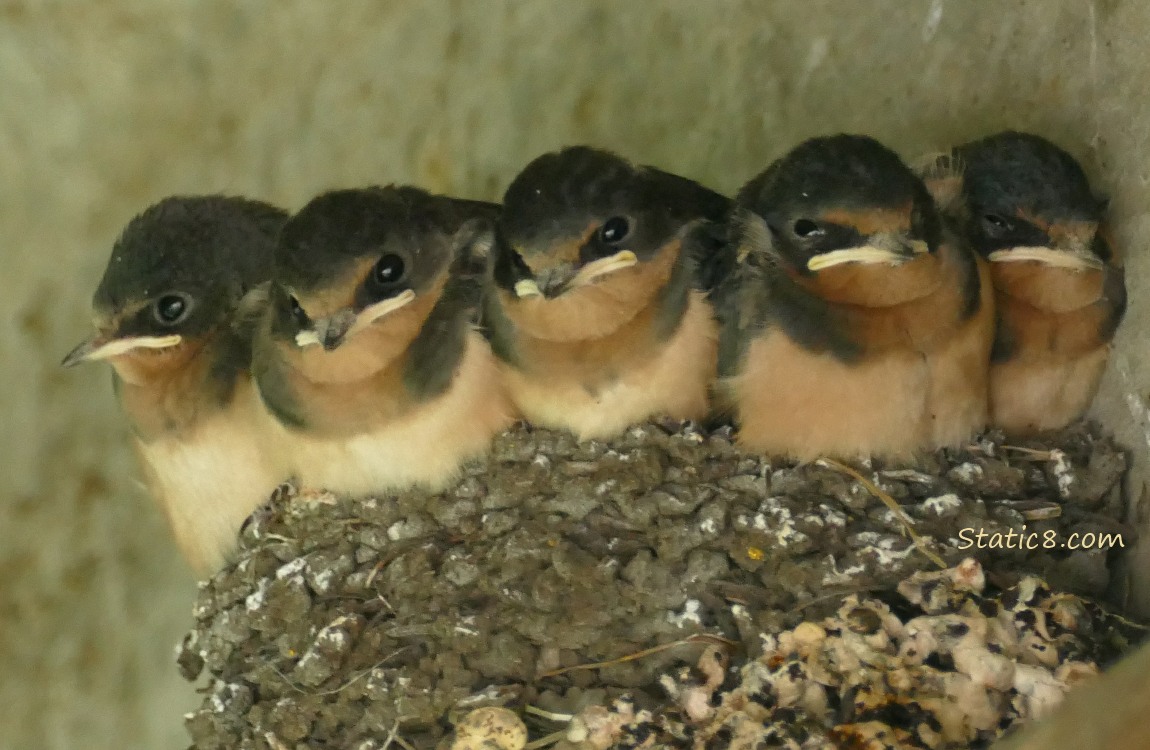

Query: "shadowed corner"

xmin=990 ymin=639 xmax=1150 ymax=750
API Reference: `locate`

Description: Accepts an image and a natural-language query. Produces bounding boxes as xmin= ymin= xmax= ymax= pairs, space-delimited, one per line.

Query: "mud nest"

xmin=178 ymin=422 xmax=1142 ymax=749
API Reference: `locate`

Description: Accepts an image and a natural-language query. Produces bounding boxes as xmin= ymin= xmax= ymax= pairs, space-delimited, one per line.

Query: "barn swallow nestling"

xmin=924 ymin=131 xmax=1126 ymax=435
xmin=252 ymin=186 xmax=515 ymax=497
xmin=715 ymin=134 xmax=995 ymax=461
xmin=61 ymin=196 xmax=287 ymax=574
xmin=482 ymin=146 xmax=732 ymax=440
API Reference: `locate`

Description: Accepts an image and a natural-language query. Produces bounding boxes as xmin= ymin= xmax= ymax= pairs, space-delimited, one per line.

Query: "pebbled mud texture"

xmin=178 ymin=421 xmax=1141 ymax=749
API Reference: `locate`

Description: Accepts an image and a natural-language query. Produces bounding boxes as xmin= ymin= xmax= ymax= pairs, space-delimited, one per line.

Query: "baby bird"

xmin=716 ymin=134 xmax=995 ymax=461
xmin=62 ymin=196 xmax=287 ymax=574
xmin=252 ymin=186 xmax=515 ymax=496
xmin=483 ymin=146 xmax=731 ymax=440
xmin=925 ymin=131 xmax=1126 ymax=434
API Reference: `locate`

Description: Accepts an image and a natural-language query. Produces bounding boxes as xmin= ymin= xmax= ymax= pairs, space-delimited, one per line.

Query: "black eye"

xmin=374 ymin=254 xmax=405 ymax=285
xmin=288 ymin=295 xmax=309 ymax=327
xmin=981 ymin=214 xmax=1013 ymax=236
xmin=792 ymin=219 xmax=825 ymax=239
xmin=153 ymin=294 xmax=191 ymax=325
xmin=600 ymin=217 xmax=630 ymax=244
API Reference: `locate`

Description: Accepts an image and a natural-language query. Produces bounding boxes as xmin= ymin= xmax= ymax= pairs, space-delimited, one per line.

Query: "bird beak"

xmin=807 ymin=234 xmax=929 ymax=271
xmin=295 ymin=309 xmax=357 ymax=351
xmin=353 ymin=289 xmax=418 ymax=332
xmin=987 ymin=245 xmax=1104 ymax=271
xmin=514 ymin=279 xmax=543 ymax=298
xmin=294 ymin=289 xmax=418 ymax=351
xmin=571 ymin=250 xmax=639 ymax=286
xmin=61 ymin=333 xmax=183 ymax=368
xmin=988 ymin=222 xmax=1105 ymax=271
xmin=513 ymin=250 xmax=640 ymax=299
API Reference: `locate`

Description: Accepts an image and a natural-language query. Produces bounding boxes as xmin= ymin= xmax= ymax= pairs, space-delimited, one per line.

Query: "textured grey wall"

xmin=3 ymin=1 xmax=1145 ymax=747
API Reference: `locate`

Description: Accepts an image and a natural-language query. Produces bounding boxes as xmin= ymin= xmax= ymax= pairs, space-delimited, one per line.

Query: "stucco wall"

xmin=3 ymin=2 xmax=1146 ymax=747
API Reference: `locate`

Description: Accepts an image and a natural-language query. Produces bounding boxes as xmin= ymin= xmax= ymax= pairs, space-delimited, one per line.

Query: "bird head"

xmin=952 ymin=131 xmax=1110 ymax=272
xmin=268 ymin=186 xmax=495 ymax=380
xmin=62 ymin=196 xmax=283 ymax=383
xmin=491 ymin=146 xmax=729 ymax=341
xmin=735 ymin=134 xmax=943 ymax=308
